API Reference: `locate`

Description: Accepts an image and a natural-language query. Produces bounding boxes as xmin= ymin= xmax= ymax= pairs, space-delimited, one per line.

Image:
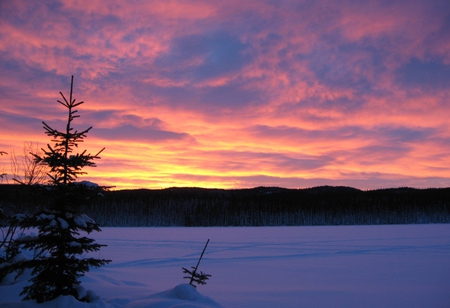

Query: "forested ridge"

xmin=1 ymin=184 xmax=449 ymax=226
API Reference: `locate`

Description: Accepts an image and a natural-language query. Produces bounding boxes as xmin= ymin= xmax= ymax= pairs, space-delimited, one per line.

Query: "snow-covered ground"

xmin=1 ymin=224 xmax=450 ymax=307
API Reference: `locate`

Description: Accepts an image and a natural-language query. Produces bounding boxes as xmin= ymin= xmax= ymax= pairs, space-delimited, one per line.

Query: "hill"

xmin=1 ymin=185 xmax=449 ymax=226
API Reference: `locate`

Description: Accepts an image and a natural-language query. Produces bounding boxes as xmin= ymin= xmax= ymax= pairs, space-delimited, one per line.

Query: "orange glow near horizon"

xmin=1 ymin=0 xmax=450 ymax=190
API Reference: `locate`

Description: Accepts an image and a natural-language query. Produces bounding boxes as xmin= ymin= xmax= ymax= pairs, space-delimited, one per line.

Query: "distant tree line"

xmin=2 ymin=185 xmax=449 ymax=227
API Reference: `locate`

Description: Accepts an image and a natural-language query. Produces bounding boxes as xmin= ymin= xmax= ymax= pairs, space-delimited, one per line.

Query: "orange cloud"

xmin=1 ymin=0 xmax=449 ymax=190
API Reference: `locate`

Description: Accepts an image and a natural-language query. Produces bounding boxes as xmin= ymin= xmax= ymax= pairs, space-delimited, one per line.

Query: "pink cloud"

xmin=1 ymin=0 xmax=449 ymax=189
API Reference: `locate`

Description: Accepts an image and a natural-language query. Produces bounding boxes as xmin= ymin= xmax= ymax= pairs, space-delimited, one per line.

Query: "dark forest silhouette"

xmin=2 ymin=185 xmax=449 ymax=227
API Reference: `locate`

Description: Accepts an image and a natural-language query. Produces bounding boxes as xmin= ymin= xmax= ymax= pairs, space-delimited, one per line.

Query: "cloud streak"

xmin=1 ymin=0 xmax=449 ymax=189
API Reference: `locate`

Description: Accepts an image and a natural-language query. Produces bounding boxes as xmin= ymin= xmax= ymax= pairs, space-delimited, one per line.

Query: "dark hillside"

xmin=1 ymin=185 xmax=449 ymax=226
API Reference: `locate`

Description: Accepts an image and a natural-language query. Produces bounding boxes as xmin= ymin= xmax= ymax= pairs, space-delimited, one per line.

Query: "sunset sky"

xmin=1 ymin=0 xmax=450 ymax=190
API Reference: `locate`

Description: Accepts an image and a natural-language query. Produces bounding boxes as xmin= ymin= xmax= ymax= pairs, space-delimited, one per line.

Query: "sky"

xmin=1 ymin=0 xmax=450 ymax=190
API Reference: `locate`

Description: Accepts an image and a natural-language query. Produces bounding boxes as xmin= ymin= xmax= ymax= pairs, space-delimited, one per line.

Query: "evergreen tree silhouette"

xmin=15 ymin=76 xmax=111 ymax=303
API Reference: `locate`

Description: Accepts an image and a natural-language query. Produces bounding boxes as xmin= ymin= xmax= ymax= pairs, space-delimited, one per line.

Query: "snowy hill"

xmin=0 ymin=284 xmax=221 ymax=308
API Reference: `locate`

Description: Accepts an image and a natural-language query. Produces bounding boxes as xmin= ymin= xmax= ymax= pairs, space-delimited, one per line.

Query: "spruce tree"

xmin=15 ymin=76 xmax=111 ymax=303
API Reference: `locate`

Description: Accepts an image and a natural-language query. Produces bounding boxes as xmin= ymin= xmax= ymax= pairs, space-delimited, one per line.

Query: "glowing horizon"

xmin=1 ymin=0 xmax=450 ymax=190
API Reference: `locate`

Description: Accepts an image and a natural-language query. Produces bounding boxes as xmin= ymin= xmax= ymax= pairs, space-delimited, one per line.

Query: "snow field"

xmin=1 ymin=224 xmax=450 ymax=307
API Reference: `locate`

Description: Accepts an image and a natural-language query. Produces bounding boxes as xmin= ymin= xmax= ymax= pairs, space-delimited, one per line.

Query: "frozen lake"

xmin=1 ymin=224 xmax=450 ymax=307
